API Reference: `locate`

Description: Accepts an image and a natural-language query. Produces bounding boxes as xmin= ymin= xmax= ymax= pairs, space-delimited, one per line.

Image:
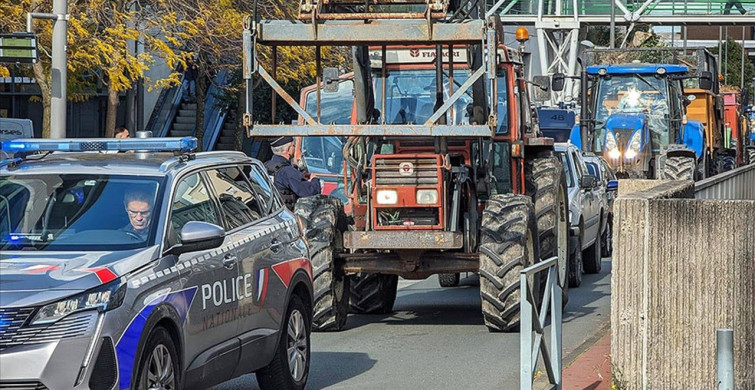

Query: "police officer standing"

xmin=264 ymin=136 xmax=321 ymax=208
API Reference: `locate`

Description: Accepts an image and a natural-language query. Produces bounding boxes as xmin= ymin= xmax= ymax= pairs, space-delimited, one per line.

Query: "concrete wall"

xmin=612 ymin=181 xmax=755 ymax=389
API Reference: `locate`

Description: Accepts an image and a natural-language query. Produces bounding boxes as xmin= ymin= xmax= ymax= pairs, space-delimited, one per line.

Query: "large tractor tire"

xmin=478 ymin=194 xmax=539 ymax=333
xmin=349 ymin=273 xmax=398 ymax=314
xmin=438 ymin=273 xmax=461 ymax=287
xmin=747 ymin=148 xmax=755 ymax=165
xmin=525 ymin=152 xmax=570 ymax=297
xmin=294 ymin=196 xmax=349 ymax=331
xmin=713 ymin=155 xmax=736 ymax=175
xmin=661 ymin=156 xmax=696 ymax=180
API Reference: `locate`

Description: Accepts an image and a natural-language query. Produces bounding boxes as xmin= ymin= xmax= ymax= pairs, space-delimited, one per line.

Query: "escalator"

xmin=146 ymin=70 xmax=240 ymax=151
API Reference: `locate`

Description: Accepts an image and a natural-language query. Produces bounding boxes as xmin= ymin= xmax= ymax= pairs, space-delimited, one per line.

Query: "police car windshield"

xmin=0 ymin=174 xmax=163 ymax=251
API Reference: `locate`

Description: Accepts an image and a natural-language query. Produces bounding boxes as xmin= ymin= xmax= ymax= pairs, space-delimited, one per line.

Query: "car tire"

xmin=257 ymin=294 xmax=311 ymax=390
xmin=478 ymin=194 xmax=539 ymax=333
xmin=294 ymin=195 xmax=349 ymax=332
xmin=438 ymin=273 xmax=461 ymax=287
xmin=583 ymin=233 xmax=602 ymax=274
xmin=349 ymin=273 xmax=398 ymax=314
xmin=135 ymin=327 xmax=179 ymax=390
xmin=600 ymin=217 xmax=613 ymax=258
xmin=568 ymin=234 xmax=583 ymax=288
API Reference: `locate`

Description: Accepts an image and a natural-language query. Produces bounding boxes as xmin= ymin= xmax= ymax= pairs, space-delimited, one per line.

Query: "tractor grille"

xmin=376 ymin=208 xmax=439 ymax=227
xmin=0 ymin=382 xmax=49 ymax=390
xmin=374 ymin=157 xmax=440 ymax=186
xmin=0 ymin=310 xmax=96 ymax=351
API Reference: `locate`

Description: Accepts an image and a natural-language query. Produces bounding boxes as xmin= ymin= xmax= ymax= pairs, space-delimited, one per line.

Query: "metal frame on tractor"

xmin=242 ymin=0 xmax=569 ymax=334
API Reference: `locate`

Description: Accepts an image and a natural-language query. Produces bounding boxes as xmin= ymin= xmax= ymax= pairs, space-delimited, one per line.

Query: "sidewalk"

xmin=562 ymin=332 xmax=612 ymax=390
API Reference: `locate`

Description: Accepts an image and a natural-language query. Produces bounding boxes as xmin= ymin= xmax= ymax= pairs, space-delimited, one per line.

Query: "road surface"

xmin=214 ymin=258 xmax=612 ymax=390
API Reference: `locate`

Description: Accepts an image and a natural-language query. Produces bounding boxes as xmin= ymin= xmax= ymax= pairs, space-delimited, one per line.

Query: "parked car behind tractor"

xmin=555 ymin=143 xmax=604 ymax=289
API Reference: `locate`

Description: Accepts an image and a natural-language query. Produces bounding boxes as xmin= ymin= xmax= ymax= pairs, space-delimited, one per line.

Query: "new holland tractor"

xmin=554 ymin=48 xmax=716 ymax=181
xmin=244 ymin=2 xmax=570 ymax=332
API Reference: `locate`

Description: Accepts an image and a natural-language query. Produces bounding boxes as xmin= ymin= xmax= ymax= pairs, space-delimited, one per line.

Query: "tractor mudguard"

xmin=569 ymin=124 xmax=581 ymax=149
xmin=680 ymin=119 xmax=705 ymax=159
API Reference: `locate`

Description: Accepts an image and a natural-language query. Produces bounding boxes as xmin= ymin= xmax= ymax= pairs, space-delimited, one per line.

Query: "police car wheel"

xmin=257 ymin=294 xmax=311 ymax=390
xmin=136 ymin=327 xmax=179 ymax=390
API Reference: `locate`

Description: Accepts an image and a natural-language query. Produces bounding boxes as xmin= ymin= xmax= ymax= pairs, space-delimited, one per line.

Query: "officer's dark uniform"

xmin=264 ymin=136 xmax=321 ymax=209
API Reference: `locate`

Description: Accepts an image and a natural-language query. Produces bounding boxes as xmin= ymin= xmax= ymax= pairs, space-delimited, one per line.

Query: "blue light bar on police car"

xmin=1 ymin=137 xmax=198 ymax=153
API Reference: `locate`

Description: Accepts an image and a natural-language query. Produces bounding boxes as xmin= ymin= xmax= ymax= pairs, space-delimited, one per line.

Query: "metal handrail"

xmin=521 ymin=256 xmax=562 ymax=390
xmin=202 ymin=70 xmax=230 ymax=151
xmin=157 ymin=75 xmax=187 ymax=138
xmin=498 ymin=0 xmax=755 ymax=16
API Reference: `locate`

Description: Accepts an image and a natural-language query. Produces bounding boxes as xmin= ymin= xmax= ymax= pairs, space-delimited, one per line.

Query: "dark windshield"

xmin=0 ymin=175 xmax=163 ymax=251
xmin=593 ymin=74 xmax=670 ymax=151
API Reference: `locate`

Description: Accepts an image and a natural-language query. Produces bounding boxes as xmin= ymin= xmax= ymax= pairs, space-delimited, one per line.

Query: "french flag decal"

xmin=256 ymin=268 xmax=269 ymax=305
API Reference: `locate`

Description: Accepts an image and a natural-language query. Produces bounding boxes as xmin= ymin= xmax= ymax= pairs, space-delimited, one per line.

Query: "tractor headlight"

xmin=416 ymin=189 xmax=439 ymax=205
xmin=605 ymin=131 xmax=620 ymax=159
xmin=32 ymin=281 xmax=126 ymax=325
xmin=376 ymin=189 xmax=398 ymax=205
xmin=625 ymin=131 xmax=642 ymax=159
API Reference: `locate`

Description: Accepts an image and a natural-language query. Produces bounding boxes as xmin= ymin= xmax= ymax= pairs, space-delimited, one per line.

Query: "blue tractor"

xmin=553 ymin=61 xmax=714 ymax=180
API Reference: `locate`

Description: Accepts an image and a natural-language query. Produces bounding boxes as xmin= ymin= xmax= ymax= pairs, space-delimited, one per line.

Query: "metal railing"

xmin=496 ymin=0 xmax=755 ymax=16
xmin=694 ymin=163 xmax=755 ymax=200
xmin=521 ymin=256 xmax=562 ymax=390
xmin=202 ymin=69 xmax=230 ymax=151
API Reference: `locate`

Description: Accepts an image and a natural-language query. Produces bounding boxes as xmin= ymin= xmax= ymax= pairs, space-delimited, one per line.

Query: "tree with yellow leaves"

xmin=0 ymin=0 xmax=186 ymax=137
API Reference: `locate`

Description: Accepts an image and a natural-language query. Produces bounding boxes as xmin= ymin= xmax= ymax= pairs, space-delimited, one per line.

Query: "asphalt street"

xmin=214 ymin=258 xmax=612 ymax=390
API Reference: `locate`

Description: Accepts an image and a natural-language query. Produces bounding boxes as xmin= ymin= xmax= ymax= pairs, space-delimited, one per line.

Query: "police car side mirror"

xmin=171 ymin=221 xmax=225 ymax=256
xmin=606 ymin=180 xmax=618 ymax=192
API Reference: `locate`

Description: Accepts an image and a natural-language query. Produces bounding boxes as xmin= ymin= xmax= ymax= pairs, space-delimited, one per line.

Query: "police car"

xmin=0 ymin=137 xmax=313 ymax=390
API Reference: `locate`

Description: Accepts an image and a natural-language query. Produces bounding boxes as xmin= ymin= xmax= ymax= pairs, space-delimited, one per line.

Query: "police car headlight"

xmin=416 ymin=189 xmax=438 ymax=205
xmin=376 ymin=190 xmax=398 ymax=205
xmin=32 ymin=281 xmax=126 ymax=325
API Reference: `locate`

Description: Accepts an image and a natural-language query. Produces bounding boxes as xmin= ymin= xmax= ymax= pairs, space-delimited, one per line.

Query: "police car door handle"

xmin=222 ymin=254 xmax=237 ymax=269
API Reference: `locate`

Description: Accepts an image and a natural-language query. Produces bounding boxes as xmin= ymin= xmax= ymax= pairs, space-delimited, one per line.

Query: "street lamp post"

xmin=50 ymin=0 xmax=68 ymax=138
xmin=27 ymin=0 xmax=68 ymax=138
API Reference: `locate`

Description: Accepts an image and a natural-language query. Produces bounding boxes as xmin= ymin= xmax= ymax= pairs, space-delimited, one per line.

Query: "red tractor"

xmin=245 ymin=6 xmax=570 ymax=332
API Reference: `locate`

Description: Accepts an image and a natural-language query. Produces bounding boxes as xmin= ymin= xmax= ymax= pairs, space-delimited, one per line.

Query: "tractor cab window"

xmin=374 ymin=69 xmax=472 ymax=125
xmin=301 ymin=136 xmax=345 ymax=175
xmin=304 ymin=79 xmax=354 ymax=125
xmin=594 ymin=73 xmax=671 ymax=150
xmin=495 ymin=70 xmax=510 ymax=134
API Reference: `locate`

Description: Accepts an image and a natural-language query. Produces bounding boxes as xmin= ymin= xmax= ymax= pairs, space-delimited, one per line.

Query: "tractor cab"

xmin=581 ymin=64 xmax=706 ymax=179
